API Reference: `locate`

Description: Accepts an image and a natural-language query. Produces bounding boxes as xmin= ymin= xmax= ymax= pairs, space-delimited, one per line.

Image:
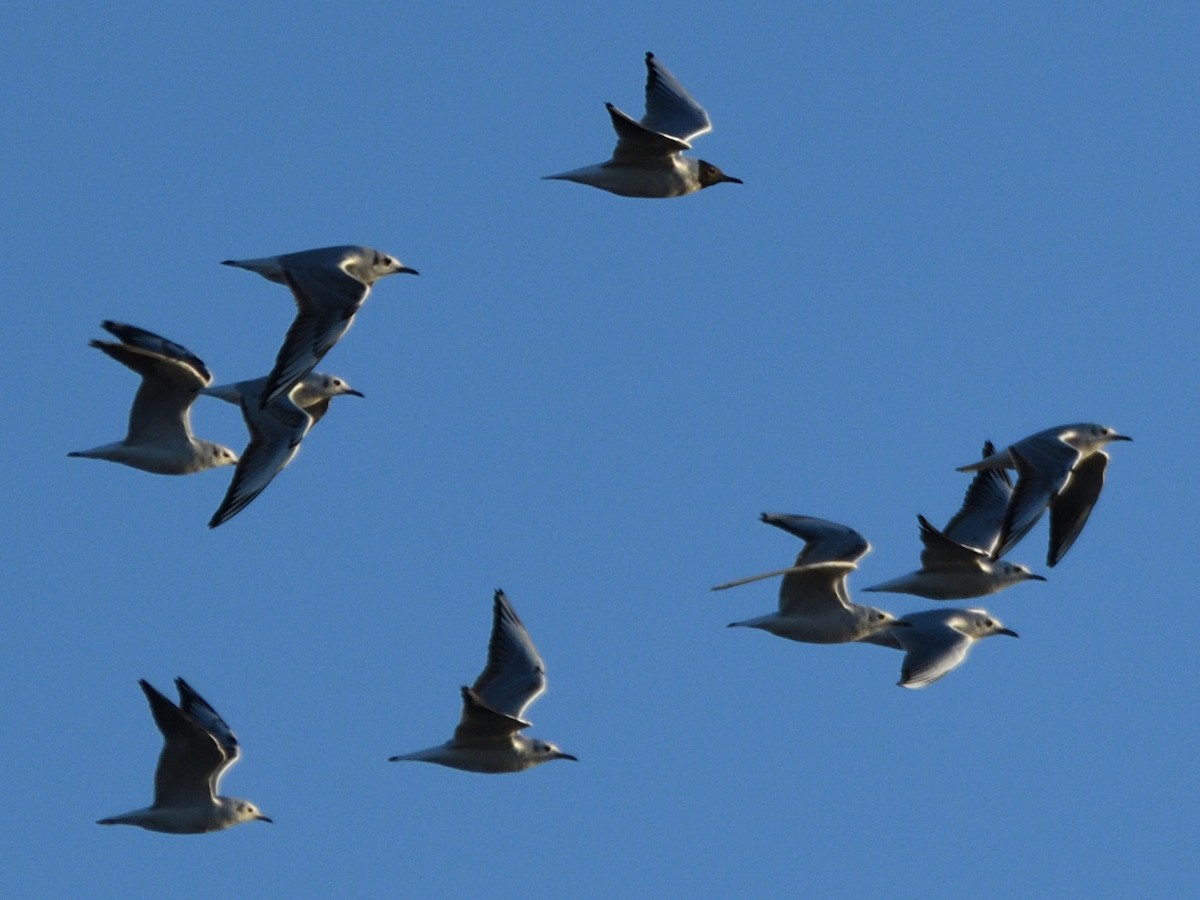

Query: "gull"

xmin=716 ymin=514 xmax=905 ymax=644
xmin=222 ymin=245 xmax=417 ymax=407
xmin=543 ymin=52 xmax=742 ymax=198
xmin=97 ymin=678 xmax=271 ymax=833
xmin=69 ymin=321 xmax=238 ymax=475
xmin=389 ymin=590 xmax=577 ymax=773
xmin=864 ymin=441 xmax=1046 ymax=599
xmin=205 ymin=373 xmax=364 ymax=529
xmin=862 ymin=608 xmax=1018 ymax=689
xmin=957 ymin=423 xmax=1132 ymax=566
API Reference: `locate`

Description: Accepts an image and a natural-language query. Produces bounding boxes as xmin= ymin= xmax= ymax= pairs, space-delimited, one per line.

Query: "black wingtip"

xmin=220 ymin=260 xmax=236 ymax=267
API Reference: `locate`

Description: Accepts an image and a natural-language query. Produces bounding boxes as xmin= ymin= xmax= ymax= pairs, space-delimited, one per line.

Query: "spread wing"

xmin=994 ymin=437 xmax=1079 ymax=560
xmin=259 ymin=264 xmax=369 ymax=406
xmin=453 ymin=686 xmax=529 ymax=745
xmin=640 ymin=52 xmax=712 ymax=142
xmin=140 ymin=680 xmax=232 ymax=807
xmin=1047 ymin=451 xmax=1109 ymax=566
xmin=940 ymin=440 xmax=1013 ymax=557
xmin=893 ymin=625 xmax=975 ymax=689
xmin=469 ymin=590 xmax=547 ymax=721
xmin=173 ymin=678 xmax=239 ymax=793
xmin=208 ymin=395 xmax=311 ymax=528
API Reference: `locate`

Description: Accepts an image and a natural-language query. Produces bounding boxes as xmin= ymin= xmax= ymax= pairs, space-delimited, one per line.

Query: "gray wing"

xmin=259 ymin=265 xmax=369 ymax=406
xmin=469 ymin=590 xmax=547 ymax=721
xmin=607 ymin=103 xmax=691 ymax=161
xmin=1047 ymin=451 xmax=1109 ymax=567
xmin=453 ymin=686 xmax=529 ymax=745
xmin=101 ymin=321 xmax=213 ymax=383
xmin=940 ymin=440 xmax=1013 ymax=556
xmin=640 ymin=52 xmax=712 ymax=142
xmin=777 ymin=560 xmax=858 ymax=615
xmin=893 ymin=623 xmax=975 ymax=689
xmin=208 ymin=395 xmax=311 ymax=528
xmin=916 ymin=514 xmax=986 ymax=568
xmin=994 ymin=437 xmax=1080 ymax=560
xmin=140 ymin=680 xmax=231 ymax=807
xmin=90 ymin=339 xmax=208 ymax=446
xmin=173 ymin=678 xmax=240 ymax=793
xmin=760 ymin=514 xmax=871 ymax=567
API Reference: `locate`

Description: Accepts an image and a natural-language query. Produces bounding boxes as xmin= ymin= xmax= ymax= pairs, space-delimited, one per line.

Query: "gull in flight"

xmin=69 ymin=321 xmax=238 ymax=475
xmin=716 ymin=514 xmax=904 ymax=643
xmin=97 ymin=678 xmax=271 ymax=833
xmin=865 ymin=441 xmax=1046 ymax=599
xmin=389 ymin=590 xmax=577 ymax=773
xmin=205 ymin=372 xmax=364 ymax=528
xmin=862 ymin=608 xmax=1018 ymax=689
xmin=957 ymin=423 xmax=1132 ymax=566
xmin=544 ymin=52 xmax=742 ymax=198
xmin=221 ymin=245 xmax=417 ymax=407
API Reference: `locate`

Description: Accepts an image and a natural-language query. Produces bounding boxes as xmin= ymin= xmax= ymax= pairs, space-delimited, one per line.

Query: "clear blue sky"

xmin=3 ymin=3 xmax=1196 ymax=898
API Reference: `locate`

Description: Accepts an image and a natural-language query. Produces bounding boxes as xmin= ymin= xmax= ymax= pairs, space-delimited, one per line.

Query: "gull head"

xmin=528 ymin=738 xmax=578 ymax=766
xmin=998 ymin=561 xmax=1046 ymax=585
xmin=307 ymin=373 xmax=364 ymax=400
xmin=225 ymin=798 xmax=272 ymax=825
xmin=960 ymin=609 xmax=1019 ymax=640
xmin=1064 ymin=423 xmax=1132 ymax=450
xmin=863 ymin=606 xmax=907 ymax=636
xmin=204 ymin=442 xmax=240 ymax=468
xmin=696 ymin=160 xmax=743 ymax=189
xmin=370 ymin=249 xmax=419 ymax=280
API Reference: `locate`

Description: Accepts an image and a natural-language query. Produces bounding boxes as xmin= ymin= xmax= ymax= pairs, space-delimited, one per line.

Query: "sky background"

xmin=3 ymin=3 xmax=1196 ymax=897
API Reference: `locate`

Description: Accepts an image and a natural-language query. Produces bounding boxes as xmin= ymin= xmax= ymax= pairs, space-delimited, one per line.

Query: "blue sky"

xmin=3 ymin=3 xmax=1196 ymax=897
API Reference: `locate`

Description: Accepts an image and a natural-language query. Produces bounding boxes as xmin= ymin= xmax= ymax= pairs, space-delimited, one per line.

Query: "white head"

xmin=345 ymin=248 xmax=419 ymax=284
xmin=960 ymin=609 xmax=1019 ymax=640
xmin=522 ymin=738 xmax=578 ymax=769
xmin=221 ymin=797 xmax=272 ymax=825
xmin=995 ymin=561 xmax=1046 ymax=585
xmin=202 ymin=442 xmax=239 ymax=468
xmin=297 ymin=373 xmax=364 ymax=401
xmin=858 ymin=605 xmax=907 ymax=637
xmin=1064 ymin=423 xmax=1132 ymax=450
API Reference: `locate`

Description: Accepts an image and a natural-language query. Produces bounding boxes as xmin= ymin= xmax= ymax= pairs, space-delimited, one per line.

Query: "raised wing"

xmin=1047 ymin=451 xmax=1109 ymax=566
xmin=760 ymin=513 xmax=871 ymax=567
xmin=607 ymin=103 xmax=691 ymax=161
xmin=101 ymin=321 xmax=213 ymax=383
xmin=174 ymin=678 xmax=239 ymax=792
xmin=140 ymin=679 xmax=229 ymax=808
xmin=777 ymin=560 xmax=858 ymax=616
xmin=453 ymin=686 xmax=529 ymax=745
xmin=470 ymin=590 xmax=547 ymax=721
xmin=640 ymin=53 xmax=712 ymax=143
xmin=89 ymin=340 xmax=206 ymax=446
xmin=916 ymin=514 xmax=985 ymax=568
xmin=940 ymin=440 xmax=1012 ymax=556
xmin=208 ymin=395 xmax=312 ymax=528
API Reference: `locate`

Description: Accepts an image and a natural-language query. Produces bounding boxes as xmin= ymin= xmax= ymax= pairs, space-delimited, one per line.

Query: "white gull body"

xmin=389 ymin=590 xmax=576 ymax=774
xmin=957 ymin=423 xmax=1131 ymax=566
xmin=97 ymin=678 xmax=271 ymax=833
xmin=865 ymin=441 xmax=1045 ymax=599
xmin=69 ymin=321 xmax=237 ymax=475
xmin=717 ymin=514 xmax=903 ymax=644
xmin=544 ymin=52 xmax=741 ymax=198
xmin=863 ymin=608 xmax=1018 ymax=689
xmin=204 ymin=372 xmax=363 ymax=528
xmin=221 ymin=245 xmax=416 ymax=406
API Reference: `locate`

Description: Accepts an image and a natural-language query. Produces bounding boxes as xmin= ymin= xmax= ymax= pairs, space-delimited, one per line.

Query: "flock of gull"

xmin=75 ymin=53 xmax=1130 ymax=834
